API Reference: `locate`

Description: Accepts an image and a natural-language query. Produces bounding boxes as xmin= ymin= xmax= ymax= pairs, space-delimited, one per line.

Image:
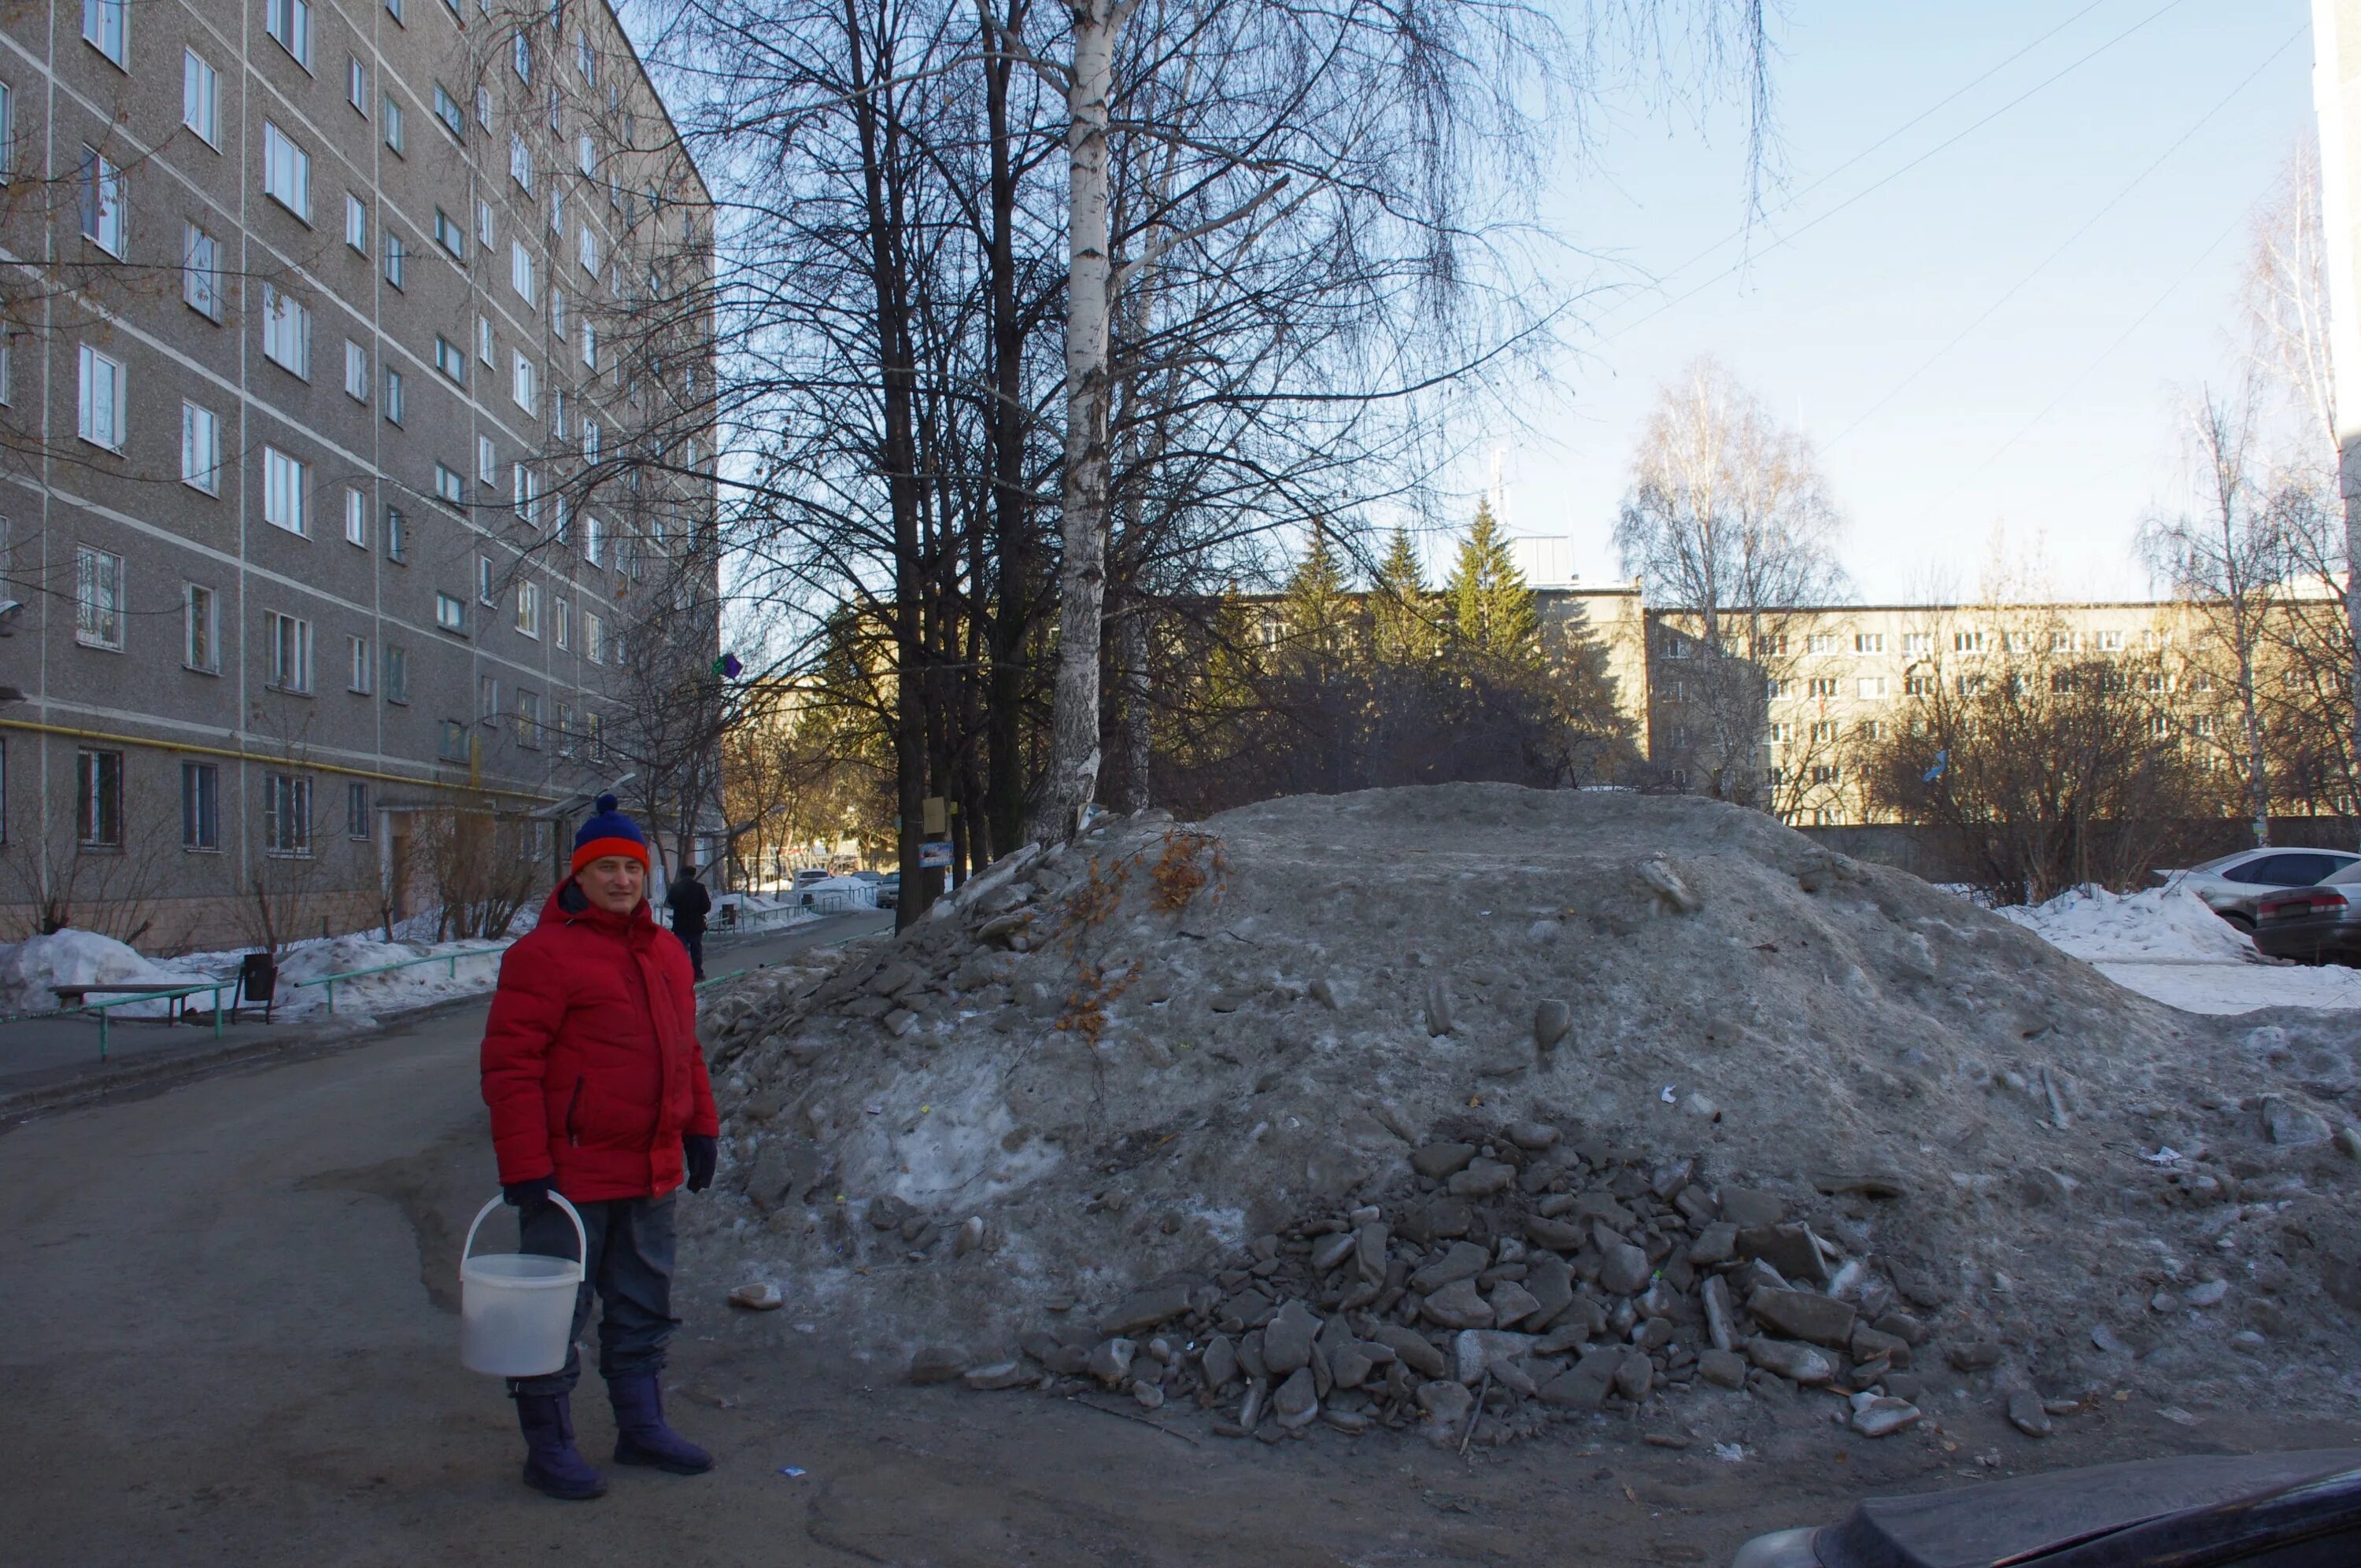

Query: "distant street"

xmin=5 ymin=906 xmax=2350 ymax=1567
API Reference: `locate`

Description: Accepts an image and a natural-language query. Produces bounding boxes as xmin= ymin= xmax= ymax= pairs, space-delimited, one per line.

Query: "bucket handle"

xmin=461 ymin=1191 xmax=587 ymax=1284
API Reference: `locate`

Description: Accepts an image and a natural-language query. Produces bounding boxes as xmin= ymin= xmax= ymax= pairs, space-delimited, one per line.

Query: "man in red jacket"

xmin=480 ymin=795 xmax=720 ymax=1501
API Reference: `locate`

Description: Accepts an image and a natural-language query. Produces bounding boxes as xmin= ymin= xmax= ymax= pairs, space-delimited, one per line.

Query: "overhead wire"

xmin=1820 ymin=25 xmax=2303 ymax=453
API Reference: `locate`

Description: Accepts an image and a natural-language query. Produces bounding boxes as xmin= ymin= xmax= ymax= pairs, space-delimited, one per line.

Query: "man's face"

xmin=580 ymin=855 xmax=646 ymax=914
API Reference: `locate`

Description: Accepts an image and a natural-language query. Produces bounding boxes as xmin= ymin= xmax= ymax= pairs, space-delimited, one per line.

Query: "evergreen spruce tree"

xmin=1280 ymin=527 xmax=1357 ymax=670
xmin=1443 ymin=500 xmax=1539 ymax=664
xmin=1369 ymin=525 xmax=1438 ymax=665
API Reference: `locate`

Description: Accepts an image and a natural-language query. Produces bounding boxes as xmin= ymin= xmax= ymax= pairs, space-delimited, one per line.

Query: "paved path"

xmin=4 ymin=903 xmax=2349 ymax=1566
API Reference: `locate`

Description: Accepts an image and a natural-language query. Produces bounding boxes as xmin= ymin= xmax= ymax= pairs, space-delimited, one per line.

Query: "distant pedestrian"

xmin=664 ymin=861 xmax=713 ymax=981
xmin=478 ymin=794 xmax=719 ymax=1502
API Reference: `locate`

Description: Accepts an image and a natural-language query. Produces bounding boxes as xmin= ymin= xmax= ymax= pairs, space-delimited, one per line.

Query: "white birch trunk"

xmin=1033 ymin=0 xmax=1129 ymax=843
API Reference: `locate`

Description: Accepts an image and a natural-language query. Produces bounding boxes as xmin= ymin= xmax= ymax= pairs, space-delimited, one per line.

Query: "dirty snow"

xmin=691 ymin=784 xmax=2361 ymax=1444
xmin=1996 ymin=884 xmax=2361 ymax=1014
xmin=0 ymin=931 xmax=210 ymax=1016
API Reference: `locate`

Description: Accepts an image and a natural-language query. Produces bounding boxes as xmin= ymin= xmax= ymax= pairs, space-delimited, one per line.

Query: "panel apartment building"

xmin=0 ymin=0 xmax=715 ymax=951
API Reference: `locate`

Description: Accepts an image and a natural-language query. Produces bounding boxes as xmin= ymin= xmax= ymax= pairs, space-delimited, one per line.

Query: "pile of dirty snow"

xmin=0 ymin=930 xmax=209 ymax=1016
xmin=1997 ymin=884 xmax=2260 ymax=965
xmin=268 ymin=935 xmax=508 ymax=1019
xmin=685 ymin=785 xmax=2361 ymax=1452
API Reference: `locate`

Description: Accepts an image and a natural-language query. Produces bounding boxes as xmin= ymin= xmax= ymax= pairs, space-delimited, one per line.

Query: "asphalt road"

xmin=6 ymin=904 xmax=2354 ymax=1567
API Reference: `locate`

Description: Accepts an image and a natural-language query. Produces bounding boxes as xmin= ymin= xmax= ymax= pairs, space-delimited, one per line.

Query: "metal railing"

xmin=77 ymin=982 xmax=237 ymax=1058
xmin=286 ymin=947 xmax=507 ymax=1014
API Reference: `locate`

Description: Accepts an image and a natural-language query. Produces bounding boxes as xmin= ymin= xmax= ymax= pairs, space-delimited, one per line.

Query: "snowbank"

xmin=1996 ymin=883 xmax=2259 ymax=965
xmin=0 ymin=931 xmax=209 ymax=1016
xmin=267 ymin=935 xmax=508 ymax=1018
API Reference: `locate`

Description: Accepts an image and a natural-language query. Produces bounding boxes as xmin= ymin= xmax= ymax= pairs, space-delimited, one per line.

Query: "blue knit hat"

xmin=572 ymin=793 xmax=648 ymax=873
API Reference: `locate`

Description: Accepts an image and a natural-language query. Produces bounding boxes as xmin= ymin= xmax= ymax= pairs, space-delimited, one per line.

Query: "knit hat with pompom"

xmin=571 ymin=793 xmax=648 ymax=873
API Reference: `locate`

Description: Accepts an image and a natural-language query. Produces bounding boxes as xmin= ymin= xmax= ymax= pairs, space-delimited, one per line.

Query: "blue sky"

xmin=1483 ymin=0 xmax=2315 ymax=603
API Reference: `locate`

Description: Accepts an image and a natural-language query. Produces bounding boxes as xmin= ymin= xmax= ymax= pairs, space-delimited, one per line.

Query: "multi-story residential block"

xmin=0 ymin=0 xmax=715 ymax=950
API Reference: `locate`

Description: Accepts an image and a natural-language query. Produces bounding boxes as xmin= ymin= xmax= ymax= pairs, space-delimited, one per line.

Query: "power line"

xmin=1822 ymin=25 xmax=2300 ymax=452
xmin=1596 ymin=0 xmax=2200 ymax=349
xmin=1612 ymin=0 xmax=2119 ymax=310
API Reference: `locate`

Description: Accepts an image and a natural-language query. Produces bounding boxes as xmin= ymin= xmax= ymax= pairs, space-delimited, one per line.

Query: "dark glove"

xmin=503 ymin=1176 xmax=557 ymax=1211
xmin=683 ymin=1134 xmax=717 ymax=1194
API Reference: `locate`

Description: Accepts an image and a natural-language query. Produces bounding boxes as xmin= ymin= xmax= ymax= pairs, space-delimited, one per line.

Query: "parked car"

xmin=2254 ymin=861 xmax=2361 ymax=965
xmin=1731 ymin=1445 xmax=2361 ymax=1566
xmin=876 ymin=873 xmax=900 ymax=910
xmin=2155 ymin=847 xmax=2361 ymax=928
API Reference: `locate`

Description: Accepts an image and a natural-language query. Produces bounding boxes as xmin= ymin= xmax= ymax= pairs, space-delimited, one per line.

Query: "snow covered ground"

xmin=1997 ymin=884 xmax=2361 ymax=1015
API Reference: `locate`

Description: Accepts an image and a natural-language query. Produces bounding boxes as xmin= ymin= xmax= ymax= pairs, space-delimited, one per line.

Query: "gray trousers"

xmin=508 ymin=1194 xmax=679 ymax=1399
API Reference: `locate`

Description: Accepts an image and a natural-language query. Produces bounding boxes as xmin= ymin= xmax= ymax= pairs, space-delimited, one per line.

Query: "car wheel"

xmin=2222 ymin=913 xmax=2255 ymax=932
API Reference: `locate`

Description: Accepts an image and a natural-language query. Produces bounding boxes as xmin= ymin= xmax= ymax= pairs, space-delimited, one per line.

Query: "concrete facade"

xmin=0 ymin=0 xmax=712 ymax=951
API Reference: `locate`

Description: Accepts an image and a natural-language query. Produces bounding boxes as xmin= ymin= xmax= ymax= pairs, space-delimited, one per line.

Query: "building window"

xmin=1809 ymin=720 xmax=1837 ymax=743
xmin=516 ymin=688 xmax=544 ymax=747
xmin=384 ymin=644 xmax=409 ymax=703
xmin=346 ymin=782 xmax=371 ymax=839
xmin=261 ymin=285 xmax=311 ymax=378
xmin=263 ymin=121 xmax=311 ymax=219
xmin=349 ymin=634 xmax=373 ymax=693
xmin=1811 ymin=764 xmax=1839 ymax=785
xmin=434 ymin=464 xmax=465 ymax=507
xmin=2096 ymin=629 xmax=2123 ymax=652
xmin=344 ymin=340 xmax=368 ymax=400
xmin=1904 ymin=674 xmax=1934 ymax=696
xmin=510 ymin=241 xmax=535 ymax=303
xmin=554 ymin=595 xmax=570 ymax=649
xmin=182 ymin=762 xmax=219 ymax=850
xmin=1953 ymin=630 xmax=1983 ymax=654
xmin=513 ymin=31 xmax=532 ymax=79
xmin=1857 ymin=676 xmax=1887 ymax=699
xmin=383 ymin=231 xmax=407 ymax=289
xmin=183 ymin=583 xmax=217 ymax=671
xmin=182 ymin=224 xmax=222 ymax=318
xmin=438 ymin=720 xmax=471 ymax=762
xmin=510 ymin=133 xmax=531 ymax=191
xmin=1766 ymin=721 xmax=1793 ymax=744
xmin=477 ymin=435 xmax=496 ymax=485
xmin=478 ymin=313 xmax=494 ymax=365
xmin=551 ymin=287 xmax=567 ymax=337
xmin=581 ymin=318 xmax=597 ymax=370
xmin=434 ymin=83 xmax=464 ymax=140
xmin=555 ymin=701 xmax=575 ymax=755
xmin=434 ymin=335 xmax=466 ymax=384
xmin=434 ymin=207 xmax=464 ymax=257
xmin=512 ymin=353 xmax=538 ymax=414
xmin=551 ymin=183 xmax=565 ymax=236
xmin=345 ymin=487 xmax=368 ymax=546
xmin=578 ymin=224 xmax=598 ymax=276
xmin=584 ymin=610 xmax=605 ymax=664
xmin=585 ymin=710 xmax=603 ymax=761
xmin=82 ymin=0 xmax=127 ymax=68
xmin=382 ymin=94 xmax=405 ymax=154
xmin=1901 ymin=633 xmax=1931 ymax=655
xmin=266 ymin=0 xmax=311 ymax=68
xmin=475 ymin=83 xmax=491 ymax=129
xmin=478 ymin=554 xmax=497 ymax=605
xmin=180 ymin=402 xmax=220 ymax=493
xmin=515 ymin=579 xmax=541 ymax=636
xmin=476 ymin=199 xmax=495 ymax=250
xmin=263 ymin=447 xmax=309 ymax=535
xmin=183 ymin=50 xmax=219 ymax=145
xmin=582 ymin=513 xmax=604 ymax=566
xmin=264 ymin=773 xmax=312 ymax=856
xmin=267 ymin=611 xmax=314 ymax=692
xmin=0 ymin=81 xmax=13 ymax=184
xmin=1763 ymin=677 xmax=1786 ymax=700
xmin=512 ymin=464 xmax=538 ymax=523
xmin=478 ymin=674 xmax=500 ymax=726
xmin=73 ymin=546 xmax=123 ymax=649
xmin=435 ymin=591 xmax=466 ymax=632
xmin=76 ymin=345 xmax=125 ymax=450
xmin=577 ymin=28 xmax=595 ymax=80
xmin=1806 ymin=677 xmax=1838 ymax=699
xmin=1853 ymin=632 xmax=1884 ymax=654
xmin=77 ymin=749 xmax=123 ymax=848
xmin=1858 ymin=720 xmax=1886 ymax=742
xmin=384 ymin=367 xmax=405 ymax=424
xmin=345 ymin=193 xmax=366 ymax=250
xmin=347 ymin=54 xmax=366 ymax=112
xmin=385 ymin=507 xmax=408 ymax=563
xmin=78 ymin=146 xmax=124 ymax=255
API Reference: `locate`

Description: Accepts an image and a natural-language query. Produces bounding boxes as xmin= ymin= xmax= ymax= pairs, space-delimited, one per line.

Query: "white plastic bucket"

xmin=459 ymin=1192 xmax=587 ymax=1377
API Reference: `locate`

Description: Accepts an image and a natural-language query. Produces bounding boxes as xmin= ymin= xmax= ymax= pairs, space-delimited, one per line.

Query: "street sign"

xmin=918 ymin=840 xmax=953 ymax=869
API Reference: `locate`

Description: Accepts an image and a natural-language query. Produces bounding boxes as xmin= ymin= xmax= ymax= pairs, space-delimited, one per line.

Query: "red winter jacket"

xmin=480 ymin=879 xmax=719 ymax=1201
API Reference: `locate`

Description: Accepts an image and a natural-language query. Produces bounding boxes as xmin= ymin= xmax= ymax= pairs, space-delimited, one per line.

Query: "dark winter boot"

xmin=515 ymin=1393 xmax=608 ymax=1500
xmin=606 ymin=1371 xmax=713 ymax=1474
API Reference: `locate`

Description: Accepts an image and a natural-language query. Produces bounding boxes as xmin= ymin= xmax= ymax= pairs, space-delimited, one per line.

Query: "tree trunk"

xmin=983 ymin=0 xmax=1033 ymax=859
xmin=1033 ymin=0 xmax=1128 ymax=845
xmin=1118 ymin=603 xmax=1151 ymax=811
